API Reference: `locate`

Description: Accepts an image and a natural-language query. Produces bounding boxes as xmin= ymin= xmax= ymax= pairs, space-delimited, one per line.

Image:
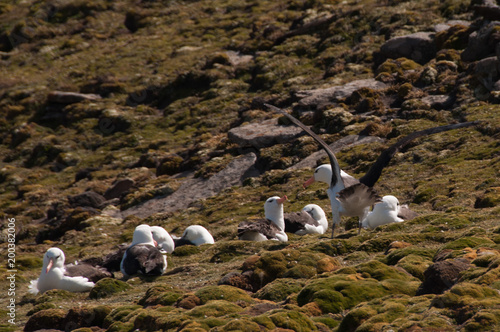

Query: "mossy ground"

xmin=0 ymin=0 xmax=499 ymax=331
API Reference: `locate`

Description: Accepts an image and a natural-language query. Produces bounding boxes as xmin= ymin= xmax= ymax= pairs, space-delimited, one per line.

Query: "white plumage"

xmin=29 ymin=247 xmax=94 ymax=295
xmin=361 ymin=195 xmax=404 ymax=229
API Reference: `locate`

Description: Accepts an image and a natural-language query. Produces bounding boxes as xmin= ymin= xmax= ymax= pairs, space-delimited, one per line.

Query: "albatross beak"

xmin=303 ymin=176 xmax=315 ymax=189
xmin=277 ymin=195 xmax=288 ymax=204
xmin=46 ymin=258 xmax=54 ymax=274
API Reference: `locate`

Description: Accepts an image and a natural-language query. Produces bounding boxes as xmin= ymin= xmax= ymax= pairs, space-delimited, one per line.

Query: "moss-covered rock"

xmin=187 ymin=300 xmax=244 ymax=318
xmin=89 ymin=278 xmax=131 ymax=299
xmin=211 ymin=318 xmax=262 ymax=332
xmin=34 ymin=289 xmax=76 ymax=305
xmin=102 ymin=305 xmax=142 ymax=328
xmin=297 ymin=260 xmax=419 ymax=314
xmin=24 ymin=309 xmax=66 ymax=332
xmin=268 ymin=310 xmax=317 ymax=332
xmin=138 ymin=284 xmax=185 ymax=306
xmin=194 ymin=285 xmax=253 ymax=304
xmin=254 ymin=278 xmax=306 ymax=302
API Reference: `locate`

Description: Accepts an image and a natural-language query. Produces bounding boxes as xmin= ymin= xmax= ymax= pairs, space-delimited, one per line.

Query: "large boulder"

xmin=378 ymin=32 xmax=436 ymax=64
xmin=416 ymin=258 xmax=471 ymax=295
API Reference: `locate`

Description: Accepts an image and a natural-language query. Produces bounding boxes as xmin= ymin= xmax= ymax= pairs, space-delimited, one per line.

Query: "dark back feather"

xmin=284 ymin=211 xmax=319 ymax=233
xmin=238 ymin=219 xmax=280 ymax=240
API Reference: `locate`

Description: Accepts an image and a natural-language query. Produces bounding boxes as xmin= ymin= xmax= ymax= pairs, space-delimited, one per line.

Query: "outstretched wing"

xmin=337 ymin=183 xmax=381 ymax=218
xmin=265 ymin=103 xmax=341 ymax=188
xmin=358 ymin=121 xmax=480 ymax=187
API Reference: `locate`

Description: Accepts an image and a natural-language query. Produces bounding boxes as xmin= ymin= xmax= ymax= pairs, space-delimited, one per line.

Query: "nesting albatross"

xmin=120 ymin=224 xmax=167 ymax=279
xmin=29 ymin=247 xmax=95 ymax=295
xmin=238 ymin=195 xmax=288 ymax=242
xmin=284 ymin=204 xmax=328 ymax=235
xmin=265 ymin=103 xmax=479 ymax=237
xmin=173 ymin=225 xmax=215 ymax=247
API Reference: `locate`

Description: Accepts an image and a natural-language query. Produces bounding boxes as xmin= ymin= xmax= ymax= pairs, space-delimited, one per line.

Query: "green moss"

xmin=213 ymin=318 xmax=262 ymax=332
xmin=269 ymin=310 xmax=317 ymax=332
xmin=255 ymin=279 xmax=306 ymax=302
xmin=173 ymin=245 xmax=201 ymax=256
xmin=441 ymin=237 xmax=495 ymax=251
xmin=396 ymin=254 xmax=432 ymax=281
xmin=27 ymin=302 xmax=58 ymax=316
xmin=24 ymin=309 xmax=66 ymax=332
xmin=103 ymin=305 xmax=142 ymax=328
xmin=138 ymin=284 xmax=185 ymax=306
xmin=194 ymin=285 xmax=253 ymax=304
xmin=187 ymin=300 xmax=244 ymax=318
xmin=35 ymin=289 xmax=76 ymax=305
xmin=89 ymin=278 xmax=131 ymax=299
xmin=384 ymin=247 xmax=436 ymax=265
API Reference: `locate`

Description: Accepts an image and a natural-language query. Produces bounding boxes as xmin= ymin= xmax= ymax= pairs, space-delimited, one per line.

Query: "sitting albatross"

xmin=120 ymin=224 xmax=167 ymax=279
xmin=265 ymin=103 xmax=479 ymax=237
xmin=361 ymin=195 xmax=404 ymax=229
xmin=173 ymin=225 xmax=215 ymax=247
xmin=238 ymin=195 xmax=288 ymax=242
xmin=29 ymin=247 xmax=95 ymax=295
xmin=284 ymin=204 xmax=328 ymax=235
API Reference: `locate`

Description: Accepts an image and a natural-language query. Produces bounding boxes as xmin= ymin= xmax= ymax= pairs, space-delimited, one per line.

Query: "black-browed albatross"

xmin=265 ymin=103 xmax=479 ymax=237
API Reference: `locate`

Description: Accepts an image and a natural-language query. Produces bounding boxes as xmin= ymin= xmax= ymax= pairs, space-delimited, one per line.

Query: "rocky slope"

xmin=0 ymin=0 xmax=499 ymax=331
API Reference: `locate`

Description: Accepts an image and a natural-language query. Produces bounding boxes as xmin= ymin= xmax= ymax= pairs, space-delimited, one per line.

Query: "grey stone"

xmin=120 ymin=152 xmax=259 ymax=218
xmin=228 ymin=118 xmax=304 ymax=148
xmin=104 ymin=178 xmax=135 ymax=200
xmin=48 ymin=91 xmax=101 ymax=104
xmin=379 ymin=32 xmax=436 ymax=64
xmin=295 ymin=79 xmax=387 ymax=109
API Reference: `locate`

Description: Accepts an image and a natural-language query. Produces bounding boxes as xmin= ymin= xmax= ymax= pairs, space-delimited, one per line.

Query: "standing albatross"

xmin=265 ymin=103 xmax=479 ymax=237
xmin=29 ymin=247 xmax=95 ymax=295
xmin=238 ymin=196 xmax=288 ymax=242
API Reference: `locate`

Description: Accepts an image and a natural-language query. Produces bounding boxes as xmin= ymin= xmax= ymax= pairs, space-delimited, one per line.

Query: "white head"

xmin=378 ymin=195 xmax=400 ymax=213
xmin=131 ymin=224 xmax=156 ymax=246
xmin=150 ymin=226 xmax=175 ymax=253
xmin=264 ymin=196 xmax=288 ymax=222
xmin=303 ymin=204 xmax=327 ymax=221
xmin=44 ymin=247 xmax=66 ymax=274
xmin=183 ymin=225 xmax=215 ymax=245
xmin=304 ymin=164 xmax=332 ymax=187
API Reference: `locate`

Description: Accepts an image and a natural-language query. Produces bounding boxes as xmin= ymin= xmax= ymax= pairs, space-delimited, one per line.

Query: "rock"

xmin=75 ymin=167 xmax=100 ymax=182
xmin=156 ymin=154 xmax=184 ymax=176
xmin=121 ymin=152 xmax=259 ymax=218
xmin=224 ymin=50 xmax=253 ymax=67
xmin=47 ymin=91 xmax=101 ymax=104
xmin=24 ymin=309 xmax=66 ymax=332
xmin=176 ymin=294 xmax=202 ymax=309
xmin=228 ymin=118 xmax=304 ymax=149
xmin=384 ymin=241 xmax=412 ymax=255
xmin=68 ymin=191 xmax=106 ymax=208
xmin=295 ymin=79 xmax=387 ymax=109
xmin=218 ymin=271 xmax=253 ymax=291
xmin=474 ymin=57 xmax=500 ymax=91
xmin=379 ymin=32 xmax=436 ymax=64
xmin=416 ymin=258 xmax=471 ymax=295
xmin=104 ymin=178 xmax=135 ymax=200
xmin=434 ymin=20 xmax=471 ymax=32
xmin=462 ymin=22 xmax=500 ymax=62
xmin=421 ymin=95 xmax=454 ymax=110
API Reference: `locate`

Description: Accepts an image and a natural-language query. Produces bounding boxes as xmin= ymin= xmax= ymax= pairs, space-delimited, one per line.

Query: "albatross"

xmin=284 ymin=204 xmax=328 ymax=235
xmin=29 ymin=247 xmax=95 ymax=295
xmin=265 ymin=103 xmax=479 ymax=237
xmin=120 ymin=224 xmax=167 ymax=279
xmin=238 ymin=195 xmax=288 ymax=242
xmin=173 ymin=225 xmax=215 ymax=247
xmin=361 ymin=195 xmax=404 ymax=229
xmin=151 ymin=225 xmax=175 ymax=254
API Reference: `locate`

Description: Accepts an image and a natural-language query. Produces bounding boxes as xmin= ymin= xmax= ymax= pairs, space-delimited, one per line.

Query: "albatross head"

xmin=264 ymin=196 xmax=288 ymax=223
xmin=44 ymin=247 xmax=66 ymax=274
xmin=378 ymin=195 xmax=401 ymax=213
xmin=304 ymin=164 xmax=332 ymax=188
xmin=131 ymin=224 xmax=156 ymax=246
